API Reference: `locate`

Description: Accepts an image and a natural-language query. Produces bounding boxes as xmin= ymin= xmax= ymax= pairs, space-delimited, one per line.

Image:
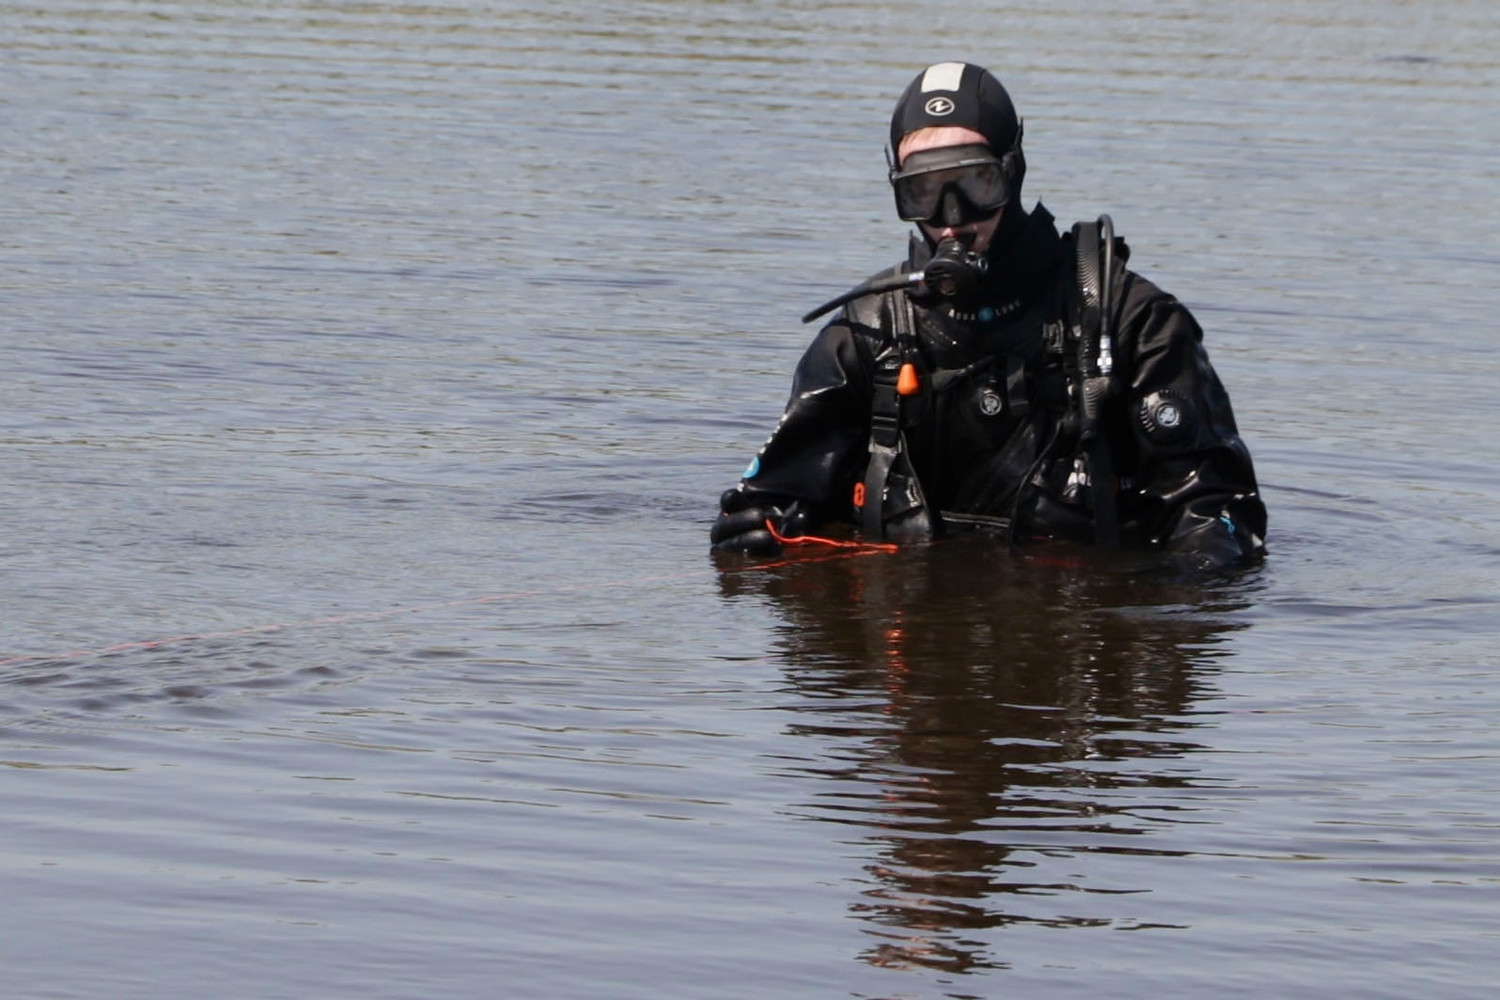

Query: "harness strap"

xmin=1072 ymin=218 xmax=1120 ymax=547
xmin=1004 ymin=354 xmax=1030 ymax=418
xmin=862 ymin=291 xmax=922 ymax=539
xmin=862 ymin=440 xmax=899 ymax=537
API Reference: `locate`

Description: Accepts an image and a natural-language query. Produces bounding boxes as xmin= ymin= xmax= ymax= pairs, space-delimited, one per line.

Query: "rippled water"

xmin=3 ymin=2 xmax=1499 ymax=997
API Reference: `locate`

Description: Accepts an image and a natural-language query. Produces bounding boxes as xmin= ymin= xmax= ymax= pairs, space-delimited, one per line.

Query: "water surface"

xmin=3 ymin=2 xmax=1498 ymax=997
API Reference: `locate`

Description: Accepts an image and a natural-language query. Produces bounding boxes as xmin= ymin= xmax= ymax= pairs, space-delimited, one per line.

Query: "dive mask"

xmin=889 ymin=144 xmax=1011 ymax=228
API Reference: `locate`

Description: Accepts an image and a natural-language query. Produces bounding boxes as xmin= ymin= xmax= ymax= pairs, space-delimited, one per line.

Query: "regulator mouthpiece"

xmin=924 ymin=238 xmax=988 ymax=303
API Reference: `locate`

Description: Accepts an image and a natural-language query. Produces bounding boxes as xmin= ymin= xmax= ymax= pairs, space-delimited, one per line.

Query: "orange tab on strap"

xmin=896 ymin=362 xmax=920 ymax=396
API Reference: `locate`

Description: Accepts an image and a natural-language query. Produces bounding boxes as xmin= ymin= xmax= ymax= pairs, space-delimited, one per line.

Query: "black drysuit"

xmin=717 ymin=205 xmax=1267 ymax=570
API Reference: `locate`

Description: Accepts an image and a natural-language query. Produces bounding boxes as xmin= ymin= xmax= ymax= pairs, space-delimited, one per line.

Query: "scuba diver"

xmin=711 ymin=62 xmax=1266 ymax=573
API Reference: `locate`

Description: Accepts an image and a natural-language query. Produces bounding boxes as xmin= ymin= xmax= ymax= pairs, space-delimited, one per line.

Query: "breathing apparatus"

xmin=799 ymin=237 xmax=989 ymax=326
xmin=803 ymin=62 xmax=1026 ymax=327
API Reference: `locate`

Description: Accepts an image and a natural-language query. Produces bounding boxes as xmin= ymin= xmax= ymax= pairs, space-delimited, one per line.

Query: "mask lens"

xmin=954 ymin=162 xmax=1007 ymax=212
xmin=892 ymin=151 xmax=1009 ymax=224
xmin=895 ymin=171 xmax=949 ymax=220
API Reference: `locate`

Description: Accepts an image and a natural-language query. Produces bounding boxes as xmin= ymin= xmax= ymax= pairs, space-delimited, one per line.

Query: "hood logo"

xmin=924 ymin=96 xmax=956 ymax=116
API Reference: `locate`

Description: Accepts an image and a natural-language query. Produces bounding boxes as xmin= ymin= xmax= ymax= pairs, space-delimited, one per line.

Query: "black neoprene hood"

xmin=889 ymin=62 xmax=1021 ymax=156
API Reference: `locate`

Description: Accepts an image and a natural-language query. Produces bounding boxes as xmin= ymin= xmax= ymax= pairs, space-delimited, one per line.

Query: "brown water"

xmin=3 ymin=2 xmax=1499 ymax=997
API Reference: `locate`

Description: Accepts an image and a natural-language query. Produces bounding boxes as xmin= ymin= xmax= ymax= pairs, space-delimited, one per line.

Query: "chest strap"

xmin=862 ymin=291 xmax=933 ymax=539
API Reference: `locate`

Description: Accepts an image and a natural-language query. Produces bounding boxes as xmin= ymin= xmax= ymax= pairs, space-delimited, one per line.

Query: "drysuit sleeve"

xmin=717 ymin=319 xmax=874 ymax=528
xmin=1112 ymin=274 xmax=1267 ymax=572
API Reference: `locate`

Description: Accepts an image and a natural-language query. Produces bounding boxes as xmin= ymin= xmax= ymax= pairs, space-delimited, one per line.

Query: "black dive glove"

xmin=710 ymin=496 xmax=811 ymax=555
xmin=1165 ymin=506 xmax=1263 ymax=576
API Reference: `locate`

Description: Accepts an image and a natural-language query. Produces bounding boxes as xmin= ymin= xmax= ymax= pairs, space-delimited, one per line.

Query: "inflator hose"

xmin=801 ymin=271 xmax=924 ymax=324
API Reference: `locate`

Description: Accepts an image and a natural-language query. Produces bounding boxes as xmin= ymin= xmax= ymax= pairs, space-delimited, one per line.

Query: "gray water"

xmin=3 ymin=2 xmax=1499 ymax=997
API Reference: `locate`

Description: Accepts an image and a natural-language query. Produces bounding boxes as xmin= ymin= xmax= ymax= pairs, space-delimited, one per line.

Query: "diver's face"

xmin=897 ymin=126 xmax=1003 ymax=253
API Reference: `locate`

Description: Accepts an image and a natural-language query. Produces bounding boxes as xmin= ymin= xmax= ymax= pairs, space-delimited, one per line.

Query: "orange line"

xmin=765 ymin=519 xmax=899 ymax=553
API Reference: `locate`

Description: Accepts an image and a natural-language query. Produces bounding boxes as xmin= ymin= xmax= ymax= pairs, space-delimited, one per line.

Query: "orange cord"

xmin=765 ymin=518 xmax=898 ymax=553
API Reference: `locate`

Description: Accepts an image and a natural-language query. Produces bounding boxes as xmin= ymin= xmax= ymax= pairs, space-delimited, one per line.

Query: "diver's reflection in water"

xmin=717 ymin=539 xmax=1254 ymax=974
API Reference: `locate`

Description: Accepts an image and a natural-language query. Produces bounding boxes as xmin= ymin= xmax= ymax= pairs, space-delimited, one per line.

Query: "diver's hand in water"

xmin=710 ymin=506 xmax=781 ymax=555
xmin=1168 ymin=531 xmax=1246 ymax=576
xmin=1165 ymin=508 xmax=1263 ymax=576
xmin=710 ymin=499 xmax=810 ymax=555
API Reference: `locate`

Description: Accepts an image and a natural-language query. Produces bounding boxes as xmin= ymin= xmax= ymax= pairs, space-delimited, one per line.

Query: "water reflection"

xmin=720 ymin=540 xmax=1253 ymax=973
